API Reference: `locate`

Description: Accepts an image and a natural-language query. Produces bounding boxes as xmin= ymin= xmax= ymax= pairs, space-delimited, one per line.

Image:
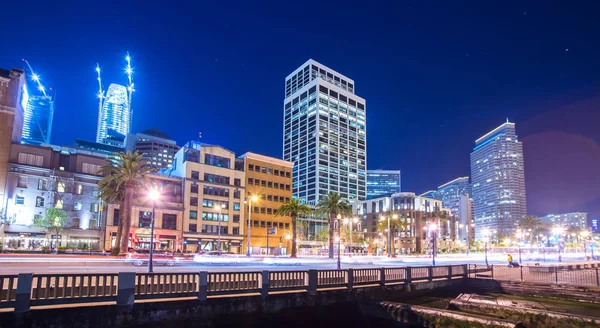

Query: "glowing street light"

xmin=482 ymin=228 xmax=490 ymax=266
xmin=425 ymin=224 xmax=437 ymax=266
xmin=246 ymin=195 xmax=259 ymax=257
xmin=343 ymin=217 xmax=359 ymax=257
xmin=147 ymin=188 xmax=160 ymax=273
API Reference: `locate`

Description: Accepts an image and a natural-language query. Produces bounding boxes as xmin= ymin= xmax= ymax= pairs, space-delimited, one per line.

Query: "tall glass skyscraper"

xmin=429 ymin=177 xmax=470 ymax=217
xmin=470 ymin=121 xmax=526 ymax=239
xmin=367 ymin=170 xmax=401 ymax=198
xmin=96 ymin=83 xmax=130 ymax=146
xmin=22 ymin=92 xmax=54 ymax=145
xmin=283 ymin=59 xmax=367 ymax=207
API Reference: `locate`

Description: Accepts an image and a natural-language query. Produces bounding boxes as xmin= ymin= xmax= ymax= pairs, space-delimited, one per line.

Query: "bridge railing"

xmin=469 ymin=263 xmax=600 ymax=287
xmin=5 ymin=264 xmax=468 ymax=312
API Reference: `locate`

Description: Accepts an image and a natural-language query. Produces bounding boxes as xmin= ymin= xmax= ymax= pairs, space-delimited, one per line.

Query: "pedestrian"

xmin=507 ymin=253 xmax=513 ymax=268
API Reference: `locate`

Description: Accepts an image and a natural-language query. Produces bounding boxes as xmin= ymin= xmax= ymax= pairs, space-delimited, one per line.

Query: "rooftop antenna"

xmin=198 ymin=131 xmax=202 ymax=142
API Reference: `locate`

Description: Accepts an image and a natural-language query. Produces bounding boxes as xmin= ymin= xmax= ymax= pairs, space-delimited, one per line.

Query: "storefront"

xmin=2 ymin=232 xmax=47 ymax=250
xmin=182 ymin=235 xmax=243 ymax=254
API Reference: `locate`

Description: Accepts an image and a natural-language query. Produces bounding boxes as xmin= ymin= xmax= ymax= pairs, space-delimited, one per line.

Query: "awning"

xmin=159 ymin=235 xmax=177 ymax=240
xmin=185 ymin=238 xmax=199 ymax=241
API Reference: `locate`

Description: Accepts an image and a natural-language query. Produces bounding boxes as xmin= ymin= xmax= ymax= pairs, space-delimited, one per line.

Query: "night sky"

xmin=1 ymin=1 xmax=599 ymax=221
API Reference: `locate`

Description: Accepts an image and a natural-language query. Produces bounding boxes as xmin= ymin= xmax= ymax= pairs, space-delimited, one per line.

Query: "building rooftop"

xmin=139 ymin=128 xmax=173 ymax=141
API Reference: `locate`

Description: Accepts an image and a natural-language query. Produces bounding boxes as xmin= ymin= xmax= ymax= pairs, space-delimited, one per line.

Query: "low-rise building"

xmin=352 ymin=192 xmax=460 ymax=255
xmin=238 ymin=152 xmax=293 ymax=255
xmin=166 ymin=141 xmax=245 ymax=253
xmin=540 ymin=212 xmax=588 ymax=230
xmin=126 ymin=128 xmax=179 ymax=171
xmin=103 ymin=174 xmax=184 ymax=251
xmin=3 ymin=143 xmax=108 ymax=250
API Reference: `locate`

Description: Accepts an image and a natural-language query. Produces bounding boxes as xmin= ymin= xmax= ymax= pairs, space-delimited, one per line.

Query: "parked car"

xmin=126 ymin=250 xmax=178 ymax=267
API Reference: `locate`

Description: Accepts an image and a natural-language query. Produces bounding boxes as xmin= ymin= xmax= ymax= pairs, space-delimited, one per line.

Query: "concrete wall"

xmin=0 ymin=279 xmax=463 ymax=328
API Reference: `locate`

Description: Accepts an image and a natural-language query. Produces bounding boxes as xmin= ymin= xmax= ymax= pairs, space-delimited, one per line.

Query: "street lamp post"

xmin=430 ymin=224 xmax=437 ymax=266
xmin=343 ymin=217 xmax=359 ymax=257
xmin=148 ymin=188 xmax=160 ymax=273
xmin=483 ymin=228 xmax=490 ymax=266
xmin=246 ymin=195 xmax=258 ymax=257
xmin=336 ymin=214 xmax=342 ymax=270
xmin=215 ymin=203 xmax=226 ymax=252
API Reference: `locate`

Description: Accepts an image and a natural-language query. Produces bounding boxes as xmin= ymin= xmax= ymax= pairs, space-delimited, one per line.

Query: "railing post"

xmin=15 ymin=273 xmax=33 ymax=313
xmin=405 ymin=267 xmax=412 ymax=284
xmin=448 ymin=266 xmax=453 ymax=280
xmin=347 ymin=269 xmax=354 ymax=289
xmin=198 ymin=272 xmax=208 ymax=301
xmin=117 ymin=272 xmax=136 ymax=306
xmin=307 ymin=270 xmax=317 ymax=295
xmin=379 ymin=268 xmax=386 ymax=286
xmin=428 ymin=266 xmax=433 ymax=282
xmin=520 ymin=265 xmax=524 ymax=282
xmin=555 ymin=266 xmax=559 ymax=284
xmin=463 ymin=264 xmax=468 ymax=279
xmin=491 ymin=265 xmax=494 ymax=280
xmin=261 ymin=271 xmax=270 ymax=297
xmin=596 ymin=268 xmax=600 ymax=287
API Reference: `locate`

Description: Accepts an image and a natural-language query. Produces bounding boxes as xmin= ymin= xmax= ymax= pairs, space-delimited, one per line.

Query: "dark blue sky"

xmin=1 ymin=1 xmax=599 ymax=220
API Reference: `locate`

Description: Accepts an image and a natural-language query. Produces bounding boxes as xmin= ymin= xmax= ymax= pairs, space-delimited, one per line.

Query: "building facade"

xmin=22 ymin=93 xmax=54 ymax=145
xmin=103 ymin=174 xmax=184 ymax=252
xmin=470 ymin=121 xmax=526 ymax=239
xmin=540 ymin=212 xmax=588 ymax=230
xmin=2 ymin=143 xmax=107 ymax=250
xmin=352 ymin=192 xmax=458 ymax=255
xmin=427 ymin=177 xmax=472 ymax=241
xmin=168 ymin=141 xmax=245 ymax=253
xmin=0 ymin=68 xmax=26 ymax=212
xmin=96 ymin=83 xmax=130 ymax=147
xmin=126 ymin=128 xmax=179 ymax=171
xmin=238 ymin=152 xmax=294 ymax=255
xmin=367 ymin=170 xmax=401 ymax=198
xmin=283 ymin=59 xmax=367 ymax=206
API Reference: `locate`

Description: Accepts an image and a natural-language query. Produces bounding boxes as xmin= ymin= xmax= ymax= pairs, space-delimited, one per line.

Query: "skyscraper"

xmin=429 ymin=177 xmax=470 ymax=217
xmin=22 ymin=93 xmax=54 ymax=145
xmin=283 ymin=59 xmax=367 ymax=207
xmin=367 ymin=170 xmax=401 ymax=198
xmin=96 ymin=84 xmax=130 ymax=147
xmin=470 ymin=121 xmax=526 ymax=239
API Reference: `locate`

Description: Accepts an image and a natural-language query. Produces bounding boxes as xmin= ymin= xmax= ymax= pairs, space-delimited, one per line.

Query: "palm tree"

xmin=274 ymin=198 xmax=312 ymax=258
xmin=97 ymin=151 xmax=151 ymax=255
xmin=518 ymin=215 xmax=542 ymax=244
xmin=315 ymin=192 xmax=352 ymax=258
xmin=376 ymin=211 xmax=405 ymax=256
xmin=97 ymin=175 xmax=125 ymax=256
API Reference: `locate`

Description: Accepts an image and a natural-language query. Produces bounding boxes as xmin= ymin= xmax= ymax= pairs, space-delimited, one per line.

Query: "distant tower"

xmin=21 ymin=59 xmax=54 ymax=145
xmin=95 ymin=53 xmax=135 ymax=147
xmin=96 ymin=84 xmax=129 ymax=146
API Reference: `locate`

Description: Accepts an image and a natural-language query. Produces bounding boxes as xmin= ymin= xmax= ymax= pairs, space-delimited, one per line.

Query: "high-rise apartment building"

xmin=283 ymin=59 xmax=367 ymax=206
xmin=427 ymin=176 xmax=473 ymax=239
xmin=126 ymin=128 xmax=179 ymax=171
xmin=367 ymin=170 xmax=401 ymax=198
xmin=238 ymin=152 xmax=294 ymax=255
xmin=22 ymin=93 xmax=54 ymax=145
xmin=0 ymin=68 xmax=26 ymax=210
xmin=96 ymin=83 xmax=130 ymax=147
xmin=540 ymin=212 xmax=588 ymax=230
xmin=470 ymin=121 xmax=526 ymax=239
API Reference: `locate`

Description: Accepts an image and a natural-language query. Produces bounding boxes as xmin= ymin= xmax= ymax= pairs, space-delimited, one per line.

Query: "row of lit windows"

xmin=247 ymin=178 xmax=290 ymax=190
xmin=247 ymin=164 xmax=291 ymax=178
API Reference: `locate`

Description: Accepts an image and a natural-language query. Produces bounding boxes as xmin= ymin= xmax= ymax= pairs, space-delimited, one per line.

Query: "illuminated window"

xmin=75 ymin=184 xmax=83 ymax=195
xmin=90 ymin=203 xmax=99 ymax=213
xmin=55 ymin=199 xmax=63 ymax=209
xmin=36 ymin=196 xmax=45 ymax=207
xmin=57 ymin=182 xmax=66 ymax=193
xmin=15 ymin=195 xmax=25 ymax=205
xmin=17 ymin=176 xmax=28 ymax=188
xmin=38 ymin=179 xmax=47 ymax=190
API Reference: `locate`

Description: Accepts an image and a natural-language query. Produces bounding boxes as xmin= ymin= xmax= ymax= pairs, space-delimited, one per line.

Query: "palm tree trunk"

xmin=329 ymin=213 xmax=334 ymax=259
xmin=291 ymin=215 xmax=297 ymax=258
xmin=120 ymin=184 xmax=135 ymax=255
xmin=112 ymin=200 xmax=125 ymax=256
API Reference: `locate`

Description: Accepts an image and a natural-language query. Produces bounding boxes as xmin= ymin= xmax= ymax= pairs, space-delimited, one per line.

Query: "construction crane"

xmin=21 ymin=58 xmax=48 ymax=97
xmin=95 ymin=63 xmax=105 ymax=143
xmin=125 ymin=52 xmax=135 ymax=129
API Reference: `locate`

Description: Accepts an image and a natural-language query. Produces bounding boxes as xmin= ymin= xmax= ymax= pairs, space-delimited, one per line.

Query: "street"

xmin=0 ymin=252 xmax=594 ymax=274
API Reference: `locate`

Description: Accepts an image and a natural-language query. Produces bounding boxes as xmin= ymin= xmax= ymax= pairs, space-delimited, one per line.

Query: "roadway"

xmin=0 ymin=253 xmax=590 ymax=274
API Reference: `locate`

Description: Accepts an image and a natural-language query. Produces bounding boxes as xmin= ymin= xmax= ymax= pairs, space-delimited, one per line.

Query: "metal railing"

xmin=4 ymin=265 xmax=468 ymax=312
xmin=469 ymin=263 xmax=600 ymax=287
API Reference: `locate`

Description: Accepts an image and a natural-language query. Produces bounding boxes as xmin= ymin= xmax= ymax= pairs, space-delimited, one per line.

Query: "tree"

xmin=274 ymin=198 xmax=312 ymax=258
xmin=315 ymin=192 xmax=352 ymax=258
xmin=34 ymin=208 xmax=68 ymax=250
xmin=518 ymin=215 xmax=542 ymax=244
xmin=376 ymin=211 xmax=406 ymax=256
xmin=0 ymin=208 xmax=14 ymax=227
xmin=97 ymin=174 xmax=126 ymax=256
xmin=97 ymin=151 xmax=151 ymax=255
